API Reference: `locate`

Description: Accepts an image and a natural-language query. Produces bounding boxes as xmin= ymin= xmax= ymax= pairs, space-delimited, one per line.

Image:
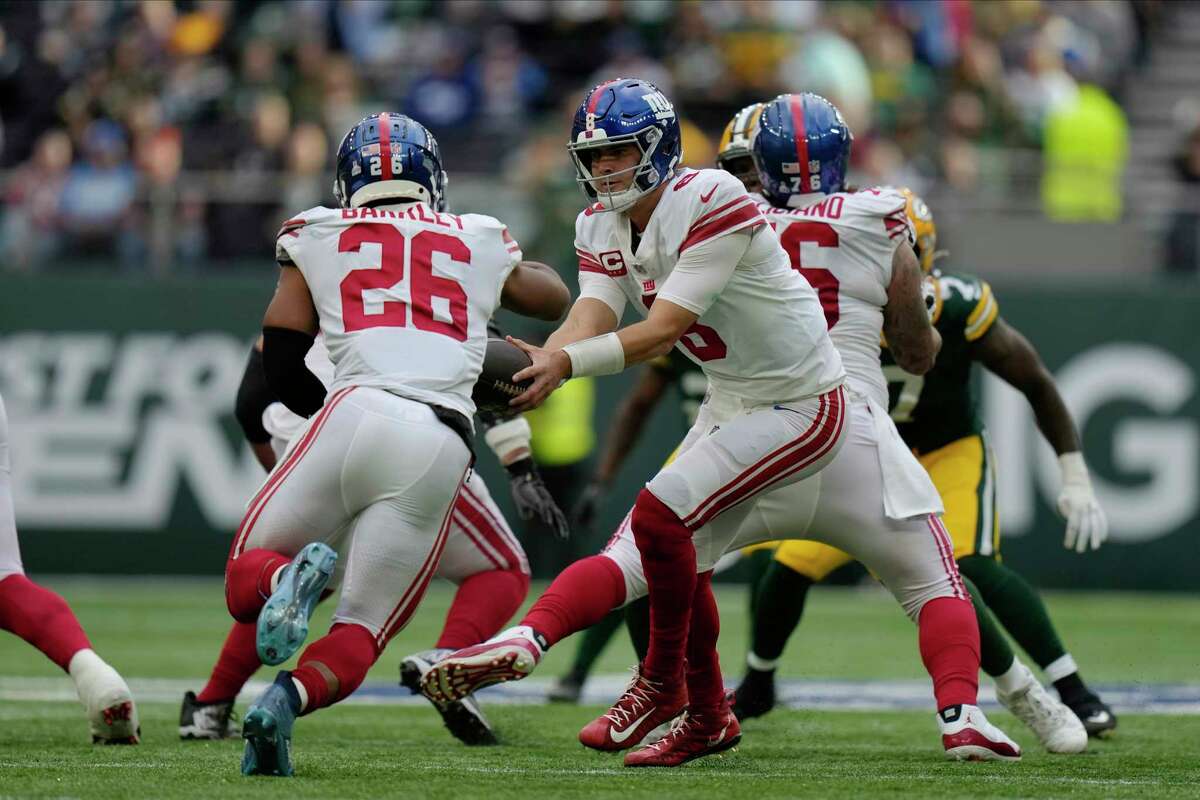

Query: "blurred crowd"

xmin=0 ymin=0 xmax=1184 ymax=274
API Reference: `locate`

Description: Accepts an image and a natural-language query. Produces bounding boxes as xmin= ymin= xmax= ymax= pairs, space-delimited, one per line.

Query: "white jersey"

xmin=755 ymin=187 xmax=910 ymax=408
xmin=276 ymin=203 xmax=521 ymax=419
xmin=574 ymin=168 xmax=844 ymax=405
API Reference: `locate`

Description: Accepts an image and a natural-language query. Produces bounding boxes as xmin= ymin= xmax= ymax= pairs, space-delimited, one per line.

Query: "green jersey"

xmin=882 ymin=271 xmax=1000 ymax=455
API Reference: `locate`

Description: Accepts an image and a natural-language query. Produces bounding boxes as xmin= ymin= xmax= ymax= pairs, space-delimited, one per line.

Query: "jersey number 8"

xmin=338 ymin=223 xmax=469 ymax=341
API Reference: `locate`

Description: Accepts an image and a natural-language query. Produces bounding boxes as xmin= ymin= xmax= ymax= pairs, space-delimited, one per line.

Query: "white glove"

xmin=1056 ymin=452 xmax=1108 ymax=553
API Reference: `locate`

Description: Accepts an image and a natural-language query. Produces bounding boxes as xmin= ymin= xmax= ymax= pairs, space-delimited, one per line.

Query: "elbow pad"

xmin=262 ymin=326 xmax=327 ymax=418
xmin=234 ymin=347 xmax=276 ymax=443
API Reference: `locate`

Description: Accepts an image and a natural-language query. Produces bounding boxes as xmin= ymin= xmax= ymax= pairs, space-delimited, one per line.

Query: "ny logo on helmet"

xmin=642 ymin=91 xmax=676 ymax=122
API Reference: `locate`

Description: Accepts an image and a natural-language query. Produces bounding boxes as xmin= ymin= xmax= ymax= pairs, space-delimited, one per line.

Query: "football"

xmin=472 ymin=338 xmax=533 ymax=414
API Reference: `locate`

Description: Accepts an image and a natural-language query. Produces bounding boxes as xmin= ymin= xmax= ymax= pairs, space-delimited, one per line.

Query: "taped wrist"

xmin=562 ymin=332 xmax=625 ymax=378
xmin=1057 ymin=452 xmax=1090 ymax=488
xmin=262 ymin=326 xmax=326 ymax=418
xmin=235 ymin=347 xmax=276 ymax=443
xmin=485 ymin=416 xmax=532 ymax=464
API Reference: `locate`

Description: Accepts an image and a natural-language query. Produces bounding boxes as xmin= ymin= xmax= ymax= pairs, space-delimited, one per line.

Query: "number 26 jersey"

xmin=275 ymin=203 xmax=521 ymax=419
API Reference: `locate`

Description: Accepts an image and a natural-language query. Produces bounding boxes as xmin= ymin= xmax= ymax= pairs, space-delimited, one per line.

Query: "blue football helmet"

xmin=752 ymin=93 xmax=852 ymax=208
xmin=334 ymin=113 xmax=447 ymax=211
xmin=566 ymin=77 xmax=682 ymax=212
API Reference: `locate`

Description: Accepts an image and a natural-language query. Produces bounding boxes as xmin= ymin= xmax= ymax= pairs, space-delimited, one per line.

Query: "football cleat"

xmin=546 ymin=675 xmax=584 ymax=704
xmin=624 ymin=705 xmax=741 ymax=767
xmin=939 ymin=704 xmax=1022 ymax=762
xmin=996 ymin=664 xmax=1087 ymax=754
xmin=179 ymin=690 xmax=238 ymax=740
xmin=420 ymin=626 xmax=544 ymax=704
xmin=1065 ymin=693 xmax=1118 ymax=738
xmin=241 ymin=673 xmax=300 ymax=777
xmin=400 ymin=648 xmax=497 ymax=746
xmin=729 ymin=667 xmax=776 ymax=720
xmin=578 ymin=664 xmax=687 ymax=752
xmin=256 ymin=542 xmax=337 ymax=666
xmin=70 ymin=651 xmax=140 ymax=745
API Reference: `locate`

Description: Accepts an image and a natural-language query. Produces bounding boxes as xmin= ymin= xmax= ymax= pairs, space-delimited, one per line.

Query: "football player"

xmin=224 ymin=112 xmax=568 ymax=776
xmin=180 ymin=325 xmax=567 ymax=746
xmin=547 ymin=104 xmax=770 ymax=704
xmin=731 ymin=188 xmax=1115 ymax=742
xmin=423 ymin=85 xmax=1018 ymax=766
xmin=0 ymin=392 xmax=140 ymax=743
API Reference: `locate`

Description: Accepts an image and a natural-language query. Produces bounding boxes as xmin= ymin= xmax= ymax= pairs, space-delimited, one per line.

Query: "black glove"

xmin=572 ymin=481 xmax=606 ymax=533
xmin=506 ymin=458 xmax=570 ymax=540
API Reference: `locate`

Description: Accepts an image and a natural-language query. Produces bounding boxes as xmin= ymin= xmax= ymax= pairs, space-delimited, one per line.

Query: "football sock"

xmin=224 ymin=548 xmax=290 ymax=623
xmin=0 ymin=574 xmax=92 ymax=671
xmin=562 ymin=609 xmax=624 ymax=684
xmin=520 ymin=555 xmax=626 ymax=648
xmin=957 ymin=555 xmax=1068 ymax=671
xmin=197 ymin=621 xmax=260 ymax=704
xmin=631 ymin=488 xmax=696 ymax=682
xmin=436 ymin=568 xmax=530 ymax=650
xmin=1044 ymin=655 xmax=1092 ymax=702
xmin=749 ymin=560 xmax=814 ymax=662
xmin=993 ymin=657 xmax=1032 ymax=696
xmin=743 ymin=548 xmax=775 ymax=621
xmin=918 ymin=595 xmax=980 ymax=710
xmin=291 ymin=622 xmax=379 ymax=713
xmin=625 ymin=595 xmax=651 ymax=662
xmin=961 ymin=575 xmax=1017 ymax=678
xmin=685 ymin=571 xmax=724 ymax=714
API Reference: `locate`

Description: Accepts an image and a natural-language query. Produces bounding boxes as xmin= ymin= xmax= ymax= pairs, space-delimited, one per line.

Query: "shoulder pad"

xmin=935 ymin=271 xmax=999 ymax=341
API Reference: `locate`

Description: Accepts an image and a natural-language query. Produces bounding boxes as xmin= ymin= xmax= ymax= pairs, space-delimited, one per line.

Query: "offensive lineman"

xmin=732 ymin=188 xmax=1115 ymax=742
xmin=223 ymin=112 xmax=568 ymax=776
xmin=0 ymin=393 xmax=140 ymax=744
xmin=422 ymin=85 xmax=1019 ymax=766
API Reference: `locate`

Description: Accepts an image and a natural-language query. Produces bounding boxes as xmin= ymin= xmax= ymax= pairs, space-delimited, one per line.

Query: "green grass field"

xmin=1 ymin=578 xmax=1198 ymax=799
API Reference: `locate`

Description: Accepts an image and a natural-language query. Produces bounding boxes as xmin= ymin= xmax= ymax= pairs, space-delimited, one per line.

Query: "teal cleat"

xmin=241 ymin=673 xmax=301 ymax=777
xmin=256 ymin=542 xmax=337 ymax=666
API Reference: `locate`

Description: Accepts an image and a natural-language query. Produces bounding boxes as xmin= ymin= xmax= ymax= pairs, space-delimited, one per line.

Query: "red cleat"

xmin=939 ymin=704 xmax=1022 ymax=762
xmin=579 ymin=665 xmax=687 ymax=752
xmin=624 ymin=705 xmax=741 ymax=767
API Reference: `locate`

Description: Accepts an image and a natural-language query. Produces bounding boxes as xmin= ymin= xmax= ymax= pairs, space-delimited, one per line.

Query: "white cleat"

xmin=997 ymin=664 xmax=1088 ymax=754
xmin=939 ymin=703 xmax=1021 ymax=762
xmin=70 ymin=650 xmax=140 ymax=744
xmin=420 ymin=626 xmax=544 ymax=703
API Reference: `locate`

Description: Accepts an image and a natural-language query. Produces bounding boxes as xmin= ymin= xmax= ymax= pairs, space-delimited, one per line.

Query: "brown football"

xmin=473 ymin=338 xmax=533 ymax=414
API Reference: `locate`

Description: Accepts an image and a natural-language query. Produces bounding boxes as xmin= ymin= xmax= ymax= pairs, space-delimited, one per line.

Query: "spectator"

xmin=1166 ymin=124 xmax=1200 ymax=275
xmin=2 ymin=129 xmax=72 ymax=270
xmin=58 ymin=119 xmax=139 ymax=263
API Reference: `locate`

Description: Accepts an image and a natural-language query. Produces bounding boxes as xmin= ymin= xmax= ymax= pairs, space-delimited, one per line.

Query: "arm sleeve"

xmin=578 ymin=271 xmax=627 ymax=320
xmin=262 ymin=326 xmax=327 ymax=417
xmin=234 ymin=346 xmax=277 ymax=444
xmin=656 ymin=229 xmax=752 ymax=316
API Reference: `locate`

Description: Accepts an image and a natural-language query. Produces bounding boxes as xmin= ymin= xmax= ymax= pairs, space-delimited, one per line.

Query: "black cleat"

xmin=729 ymin=667 xmax=776 ymax=720
xmin=179 ymin=690 xmax=238 ymax=740
xmin=400 ymin=649 xmax=498 ymax=746
xmin=1065 ymin=693 xmax=1118 ymax=738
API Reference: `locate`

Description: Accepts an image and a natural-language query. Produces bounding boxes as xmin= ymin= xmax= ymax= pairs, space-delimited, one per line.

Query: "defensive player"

xmin=732 ymin=189 xmax=1116 ymax=741
xmin=224 ymin=112 xmax=568 ymax=776
xmin=423 ymin=86 xmax=1019 ymax=766
xmin=180 ymin=328 xmax=566 ymax=746
xmin=0 ymin=392 xmax=140 ymax=744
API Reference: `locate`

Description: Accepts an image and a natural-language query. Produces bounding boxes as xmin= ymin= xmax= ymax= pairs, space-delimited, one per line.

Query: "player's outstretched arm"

xmin=502 ymin=261 xmax=571 ymax=321
xmin=974 ymin=318 xmax=1107 ymax=552
xmin=574 ymin=364 xmax=673 ymax=530
xmin=884 ymin=242 xmax=941 ymax=374
xmin=262 ymin=266 xmax=326 ymax=418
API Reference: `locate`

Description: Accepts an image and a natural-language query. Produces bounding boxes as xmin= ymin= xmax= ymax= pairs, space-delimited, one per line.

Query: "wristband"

xmin=1058 ymin=452 xmax=1090 ymax=487
xmin=562 ymin=332 xmax=625 ymax=377
xmin=484 ymin=416 xmax=532 ymax=463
